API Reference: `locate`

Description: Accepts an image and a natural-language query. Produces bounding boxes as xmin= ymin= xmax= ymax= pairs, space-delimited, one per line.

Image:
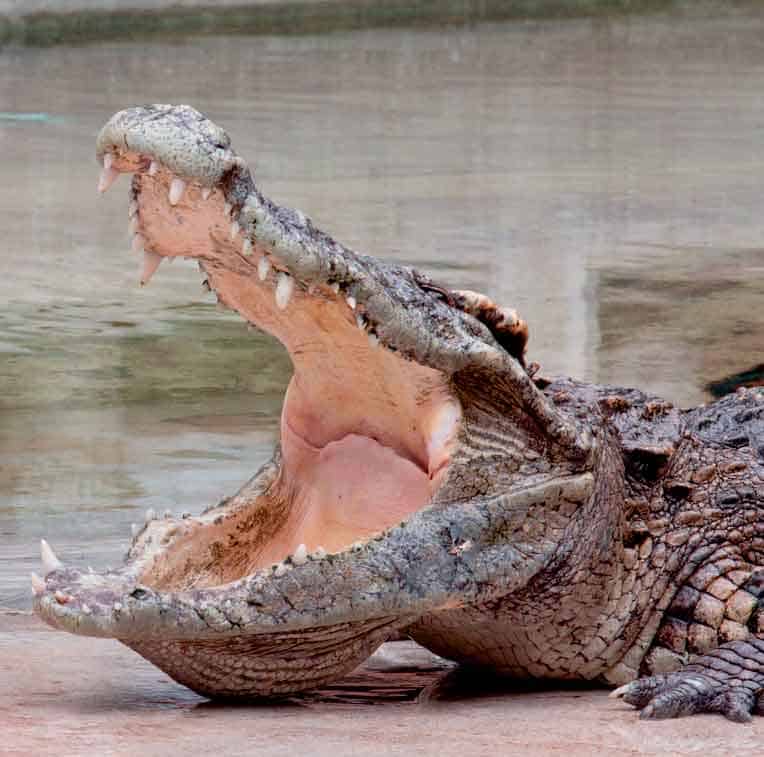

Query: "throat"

xmin=278 ymin=423 xmax=435 ymax=555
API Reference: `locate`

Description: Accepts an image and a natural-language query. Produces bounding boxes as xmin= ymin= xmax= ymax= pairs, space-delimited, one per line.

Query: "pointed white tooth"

xmin=40 ymin=539 xmax=63 ymax=575
xmin=229 ymin=221 xmax=240 ymax=240
xmin=313 ymin=546 xmax=327 ymax=560
xmin=273 ymin=562 xmax=290 ymax=577
xmin=292 ymin=543 xmax=308 ymax=566
xmin=140 ymin=250 xmax=163 ymax=286
xmin=131 ymin=233 xmax=145 ymax=254
xmin=330 ymin=282 xmax=340 ymax=294
xmin=148 ymin=160 xmax=159 ymax=176
xmin=242 ymin=238 xmax=253 ymax=256
xmin=128 ymin=199 xmax=138 ymax=218
xmin=346 ymin=295 xmax=356 ymax=310
xmin=145 ymin=508 xmax=156 ymax=524
xmin=113 ymin=602 xmax=123 ymax=612
xmin=201 ymin=187 xmax=212 ymax=200
xmin=368 ymin=333 xmax=379 ymax=348
xmin=275 ymin=273 xmax=294 ymax=310
xmin=81 ymin=604 xmax=92 ymax=615
xmin=356 ymin=314 xmax=365 ymax=330
xmin=129 ymin=217 xmax=140 ymax=235
xmin=223 ymin=202 xmax=232 ymax=216
xmin=31 ymin=572 xmax=45 ymax=596
xmin=98 ymin=161 xmax=120 ymax=193
xmin=169 ymin=177 xmax=186 ymax=206
xmin=257 ymin=256 xmax=271 ymax=282
xmin=103 ymin=153 xmax=114 ymax=170
xmin=130 ymin=523 xmax=139 ymax=538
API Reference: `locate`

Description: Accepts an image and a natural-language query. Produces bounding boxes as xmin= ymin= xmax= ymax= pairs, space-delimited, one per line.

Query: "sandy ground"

xmin=1 ymin=612 xmax=762 ymax=756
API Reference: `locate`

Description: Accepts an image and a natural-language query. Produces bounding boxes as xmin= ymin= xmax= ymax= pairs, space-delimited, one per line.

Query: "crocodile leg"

xmin=613 ymin=636 xmax=764 ymax=721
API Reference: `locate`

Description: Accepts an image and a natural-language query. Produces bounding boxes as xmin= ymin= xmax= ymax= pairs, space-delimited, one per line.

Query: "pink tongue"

xmin=282 ymin=429 xmax=433 ymax=552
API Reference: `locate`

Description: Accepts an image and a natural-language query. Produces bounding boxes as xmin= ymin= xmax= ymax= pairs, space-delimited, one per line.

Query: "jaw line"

xmin=32 ymin=104 xmax=593 ymax=645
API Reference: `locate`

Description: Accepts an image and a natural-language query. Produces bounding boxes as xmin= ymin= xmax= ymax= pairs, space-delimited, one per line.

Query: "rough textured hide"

xmin=33 ymin=106 xmax=764 ymax=719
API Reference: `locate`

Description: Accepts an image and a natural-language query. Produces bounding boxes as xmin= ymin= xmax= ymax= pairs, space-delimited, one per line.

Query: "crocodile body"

xmin=33 ymin=105 xmax=764 ymax=720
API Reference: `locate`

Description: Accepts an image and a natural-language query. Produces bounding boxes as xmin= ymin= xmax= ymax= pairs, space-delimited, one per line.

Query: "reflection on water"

xmin=2 ymin=10 xmax=763 ymax=607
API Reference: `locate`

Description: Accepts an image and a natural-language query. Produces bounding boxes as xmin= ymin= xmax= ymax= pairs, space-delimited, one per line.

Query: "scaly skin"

xmin=33 ymin=105 xmax=764 ymax=718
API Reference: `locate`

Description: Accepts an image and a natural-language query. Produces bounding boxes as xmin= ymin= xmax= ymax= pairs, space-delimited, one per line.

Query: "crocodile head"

xmin=34 ymin=105 xmax=599 ymax=698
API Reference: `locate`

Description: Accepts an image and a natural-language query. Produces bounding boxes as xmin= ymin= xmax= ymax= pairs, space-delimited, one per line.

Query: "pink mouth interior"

xmin=120 ymin=164 xmax=461 ymax=590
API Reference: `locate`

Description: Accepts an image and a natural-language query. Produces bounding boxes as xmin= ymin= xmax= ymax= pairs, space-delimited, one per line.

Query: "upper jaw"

xmin=97 ymin=104 xmax=505 ymax=378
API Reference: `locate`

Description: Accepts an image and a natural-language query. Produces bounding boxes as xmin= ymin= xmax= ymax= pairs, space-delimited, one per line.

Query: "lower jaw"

xmin=136 ymin=426 xmax=442 ymax=593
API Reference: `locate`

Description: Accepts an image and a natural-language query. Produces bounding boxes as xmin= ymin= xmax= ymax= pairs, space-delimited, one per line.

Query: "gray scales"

xmin=33 ymin=105 xmax=764 ymax=721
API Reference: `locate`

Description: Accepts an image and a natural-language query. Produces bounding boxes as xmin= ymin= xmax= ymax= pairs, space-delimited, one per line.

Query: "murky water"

xmin=2 ymin=10 xmax=763 ymax=608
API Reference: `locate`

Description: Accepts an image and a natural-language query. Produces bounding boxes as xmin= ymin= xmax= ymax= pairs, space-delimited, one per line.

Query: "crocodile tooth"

xmin=131 ymin=234 xmax=145 ymax=254
xmin=257 ymin=256 xmax=271 ymax=282
xmin=169 ymin=177 xmax=186 ymax=206
xmin=145 ymin=508 xmax=156 ymax=523
xmin=54 ymin=591 xmax=71 ymax=605
xmin=346 ymin=295 xmax=356 ymax=310
xmin=292 ymin=543 xmax=308 ymax=565
xmin=229 ymin=221 xmax=240 ymax=240
xmin=242 ymin=238 xmax=253 ymax=256
xmin=275 ymin=273 xmax=294 ymax=310
xmin=128 ymin=199 xmax=138 ymax=218
xmin=273 ymin=562 xmax=290 ymax=577
xmin=130 ymin=523 xmax=139 ymax=538
xmin=148 ymin=160 xmax=159 ymax=176
xmin=81 ymin=604 xmax=92 ymax=615
xmin=313 ymin=546 xmax=327 ymax=560
xmin=31 ymin=572 xmax=45 ymax=596
xmin=330 ymin=282 xmax=340 ymax=294
xmin=223 ymin=202 xmax=232 ymax=216
xmin=40 ymin=539 xmax=63 ymax=575
xmin=140 ymin=251 xmax=163 ymax=286
xmin=201 ymin=187 xmax=211 ymax=200
xmin=368 ymin=333 xmax=379 ymax=348
xmin=356 ymin=314 xmax=365 ymax=330
xmin=98 ymin=153 xmax=120 ymax=193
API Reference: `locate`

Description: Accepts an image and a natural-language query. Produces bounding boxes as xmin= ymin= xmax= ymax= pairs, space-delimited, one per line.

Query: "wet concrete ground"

xmin=2 ymin=612 xmax=762 ymax=756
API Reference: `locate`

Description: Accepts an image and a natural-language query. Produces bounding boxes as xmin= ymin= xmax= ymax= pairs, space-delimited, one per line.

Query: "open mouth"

xmin=32 ymin=106 xmax=595 ymax=699
xmin=95 ymin=106 xmax=467 ymax=594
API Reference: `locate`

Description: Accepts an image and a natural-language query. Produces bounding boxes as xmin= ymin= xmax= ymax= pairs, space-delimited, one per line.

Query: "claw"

xmin=609 ymin=683 xmax=633 ymax=699
xmin=40 ymin=539 xmax=63 ymax=575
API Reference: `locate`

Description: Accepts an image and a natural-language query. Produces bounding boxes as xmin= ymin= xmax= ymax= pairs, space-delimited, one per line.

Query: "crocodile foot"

xmin=611 ymin=638 xmax=764 ymax=721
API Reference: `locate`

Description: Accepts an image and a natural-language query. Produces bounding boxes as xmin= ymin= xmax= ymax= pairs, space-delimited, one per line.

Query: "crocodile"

xmin=33 ymin=105 xmax=764 ymax=720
